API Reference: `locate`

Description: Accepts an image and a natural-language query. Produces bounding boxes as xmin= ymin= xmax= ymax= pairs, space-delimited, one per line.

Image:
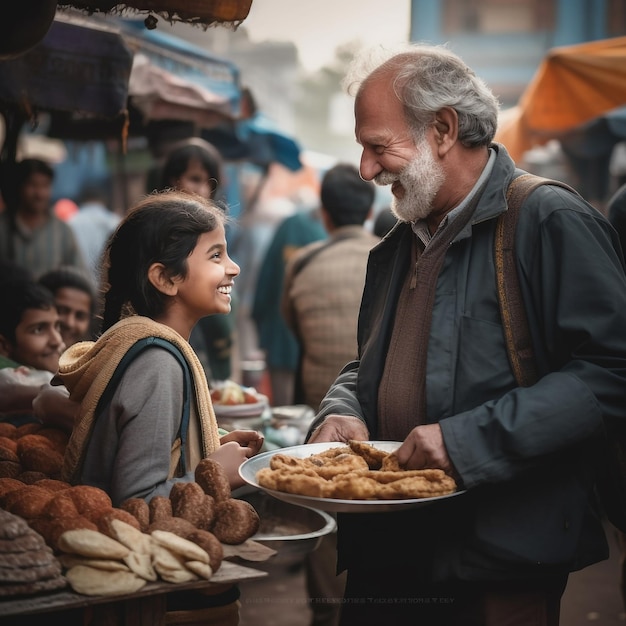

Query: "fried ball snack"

xmin=256 ymin=443 xmax=458 ymax=501
xmin=212 ymin=499 xmax=260 ymax=545
xmin=170 ymin=481 xmax=207 ymax=528
xmin=195 ymin=458 xmax=231 ymax=502
xmin=119 ymin=497 xmax=150 ymax=532
xmin=3 ymin=485 xmax=55 ymax=519
xmin=149 ymin=495 xmax=173 ymax=524
xmin=0 ymin=460 xmax=22 ymax=478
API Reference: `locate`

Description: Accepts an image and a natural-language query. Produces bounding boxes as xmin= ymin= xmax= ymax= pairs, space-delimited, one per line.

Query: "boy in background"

xmin=0 ymin=279 xmax=65 ymax=424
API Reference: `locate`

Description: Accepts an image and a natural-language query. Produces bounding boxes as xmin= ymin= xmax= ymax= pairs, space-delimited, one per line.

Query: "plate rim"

xmin=239 ymin=441 xmax=466 ymax=513
xmin=213 ymin=394 xmax=268 ymax=417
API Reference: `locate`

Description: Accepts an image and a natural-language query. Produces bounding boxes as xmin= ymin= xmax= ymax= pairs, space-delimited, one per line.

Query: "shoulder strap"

xmin=95 ymin=336 xmax=192 ymax=473
xmin=495 ymin=173 xmax=580 ymax=387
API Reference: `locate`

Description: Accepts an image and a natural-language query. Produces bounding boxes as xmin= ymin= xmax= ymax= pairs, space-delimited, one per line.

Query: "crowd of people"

xmin=1 ymin=40 xmax=626 ymax=626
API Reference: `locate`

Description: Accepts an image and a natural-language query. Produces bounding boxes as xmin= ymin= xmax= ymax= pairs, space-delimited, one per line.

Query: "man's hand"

xmin=307 ymin=415 xmax=369 ymax=444
xmin=395 ymin=423 xmax=456 ymax=476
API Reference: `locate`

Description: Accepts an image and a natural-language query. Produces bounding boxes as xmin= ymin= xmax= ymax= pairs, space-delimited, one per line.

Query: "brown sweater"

xmin=378 ymin=196 xmax=483 ymax=440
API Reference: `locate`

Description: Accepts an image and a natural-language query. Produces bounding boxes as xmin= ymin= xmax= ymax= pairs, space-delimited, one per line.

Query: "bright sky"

xmin=242 ymin=0 xmax=412 ymax=72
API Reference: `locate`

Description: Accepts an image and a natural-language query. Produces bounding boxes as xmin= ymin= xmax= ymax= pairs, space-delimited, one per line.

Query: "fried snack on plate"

xmin=379 ymin=472 xmax=457 ymax=499
xmin=257 ymin=467 xmax=328 ymax=498
xmin=348 ymin=440 xmax=389 ymax=469
xmin=331 ymin=474 xmax=381 ymax=500
xmin=256 ymin=443 xmax=458 ymax=501
xmin=269 ymin=450 xmax=368 ymax=479
xmin=380 ymin=453 xmax=403 ymax=471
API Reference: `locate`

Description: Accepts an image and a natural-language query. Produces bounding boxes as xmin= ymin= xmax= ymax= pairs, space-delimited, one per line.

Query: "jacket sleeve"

xmin=305 ymin=360 xmax=367 ymax=440
xmin=441 ymin=186 xmax=626 ymax=488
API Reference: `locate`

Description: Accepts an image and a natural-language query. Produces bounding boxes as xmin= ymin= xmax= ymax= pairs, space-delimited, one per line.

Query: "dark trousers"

xmin=339 ymin=568 xmax=567 ymax=626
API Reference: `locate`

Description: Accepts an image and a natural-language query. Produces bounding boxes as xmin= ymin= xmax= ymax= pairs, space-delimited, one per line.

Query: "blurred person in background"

xmin=39 ymin=265 xmax=96 ymax=347
xmin=282 ymin=163 xmax=378 ymax=626
xmin=0 ymin=278 xmax=65 ymax=426
xmin=68 ymin=181 xmax=120 ymax=288
xmin=252 ymin=195 xmax=327 ymax=406
xmin=159 ymin=138 xmax=239 ymax=383
xmin=282 ymin=163 xmax=378 ymax=412
xmin=0 ymin=158 xmax=87 ymax=279
xmin=372 ymin=205 xmax=398 ymax=238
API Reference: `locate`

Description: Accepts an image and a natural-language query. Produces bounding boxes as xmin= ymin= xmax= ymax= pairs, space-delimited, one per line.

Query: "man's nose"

xmin=359 ymin=152 xmax=382 ymax=182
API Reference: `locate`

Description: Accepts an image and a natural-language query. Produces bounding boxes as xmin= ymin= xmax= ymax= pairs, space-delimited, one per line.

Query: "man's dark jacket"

xmin=308 ymin=144 xmax=626 ymax=582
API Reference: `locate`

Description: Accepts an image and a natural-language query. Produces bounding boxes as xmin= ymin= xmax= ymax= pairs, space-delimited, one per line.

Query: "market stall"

xmin=495 ymin=36 xmax=626 ymax=162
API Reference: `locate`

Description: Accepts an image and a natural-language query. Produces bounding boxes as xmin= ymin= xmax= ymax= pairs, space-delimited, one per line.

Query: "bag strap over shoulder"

xmin=95 ymin=336 xmax=193 ymax=472
xmin=495 ymin=173 xmax=580 ymax=387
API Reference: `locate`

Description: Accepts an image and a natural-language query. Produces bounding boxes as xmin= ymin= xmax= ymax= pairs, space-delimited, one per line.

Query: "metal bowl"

xmin=240 ymin=490 xmax=336 ymax=565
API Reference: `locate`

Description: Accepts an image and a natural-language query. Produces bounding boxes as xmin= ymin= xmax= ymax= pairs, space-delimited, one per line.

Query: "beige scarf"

xmin=58 ymin=316 xmax=221 ymax=484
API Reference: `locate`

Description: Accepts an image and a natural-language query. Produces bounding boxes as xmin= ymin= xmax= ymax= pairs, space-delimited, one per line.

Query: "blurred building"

xmin=410 ymin=0 xmax=626 ymax=108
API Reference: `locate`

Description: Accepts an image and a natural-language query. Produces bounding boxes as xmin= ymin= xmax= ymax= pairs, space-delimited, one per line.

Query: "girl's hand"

xmin=208 ymin=440 xmax=256 ymax=489
xmin=220 ymin=429 xmax=264 ymax=457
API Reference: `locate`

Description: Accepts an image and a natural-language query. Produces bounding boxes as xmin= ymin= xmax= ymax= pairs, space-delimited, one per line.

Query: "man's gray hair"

xmin=343 ymin=43 xmax=500 ymax=148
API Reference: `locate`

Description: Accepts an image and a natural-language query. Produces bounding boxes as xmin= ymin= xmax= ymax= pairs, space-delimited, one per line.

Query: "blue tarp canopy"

xmin=203 ymin=113 xmax=303 ymax=171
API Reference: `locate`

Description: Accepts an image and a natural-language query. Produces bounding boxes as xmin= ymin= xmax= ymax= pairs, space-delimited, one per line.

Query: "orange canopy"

xmin=495 ymin=36 xmax=626 ymax=162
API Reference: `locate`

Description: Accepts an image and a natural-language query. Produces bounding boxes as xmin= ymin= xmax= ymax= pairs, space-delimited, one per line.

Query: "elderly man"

xmin=307 ymin=43 xmax=626 ymax=626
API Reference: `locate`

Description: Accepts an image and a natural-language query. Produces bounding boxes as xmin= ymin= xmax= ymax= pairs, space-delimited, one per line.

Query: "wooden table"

xmin=0 ymin=560 xmax=266 ymax=625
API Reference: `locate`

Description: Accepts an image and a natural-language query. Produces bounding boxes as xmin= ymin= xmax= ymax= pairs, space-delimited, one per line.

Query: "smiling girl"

xmin=56 ymin=191 xmax=263 ymax=511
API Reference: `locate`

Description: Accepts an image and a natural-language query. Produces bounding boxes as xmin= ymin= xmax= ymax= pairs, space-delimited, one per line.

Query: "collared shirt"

xmin=412 ymin=148 xmax=497 ymax=248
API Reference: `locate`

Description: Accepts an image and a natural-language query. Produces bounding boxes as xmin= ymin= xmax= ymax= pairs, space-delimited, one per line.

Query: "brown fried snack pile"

xmin=0 ymin=449 xmax=260 ymax=596
xmin=256 ymin=440 xmax=457 ymax=500
xmin=119 ymin=458 xmax=259 ymax=555
xmin=0 ymin=423 xmax=69 ymax=481
xmin=0 ymin=508 xmax=67 ymax=598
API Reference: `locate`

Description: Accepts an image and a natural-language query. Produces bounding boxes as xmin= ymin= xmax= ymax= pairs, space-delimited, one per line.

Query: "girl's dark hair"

xmin=39 ymin=266 xmax=95 ymax=315
xmin=160 ymin=139 xmax=223 ymax=200
xmin=0 ymin=279 xmax=56 ymax=344
xmin=100 ymin=191 xmax=226 ymax=332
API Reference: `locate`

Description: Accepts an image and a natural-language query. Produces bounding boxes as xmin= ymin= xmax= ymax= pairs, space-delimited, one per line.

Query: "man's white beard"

xmin=375 ymin=136 xmax=445 ymax=223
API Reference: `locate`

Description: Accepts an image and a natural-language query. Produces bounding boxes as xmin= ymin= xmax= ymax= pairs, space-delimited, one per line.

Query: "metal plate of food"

xmin=213 ymin=396 xmax=268 ymax=419
xmin=239 ymin=441 xmax=466 ymax=513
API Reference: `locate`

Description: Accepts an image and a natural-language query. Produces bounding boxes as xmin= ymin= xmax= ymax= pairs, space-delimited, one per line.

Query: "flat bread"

xmin=65 ymin=565 xmax=146 ymax=596
xmin=150 ymin=530 xmax=210 ymax=564
xmin=109 ymin=519 xmax=153 ymax=555
xmin=58 ymin=529 xmax=130 ymax=559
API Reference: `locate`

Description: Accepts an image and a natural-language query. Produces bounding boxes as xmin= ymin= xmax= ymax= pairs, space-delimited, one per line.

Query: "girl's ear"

xmin=148 ymin=262 xmax=178 ymax=296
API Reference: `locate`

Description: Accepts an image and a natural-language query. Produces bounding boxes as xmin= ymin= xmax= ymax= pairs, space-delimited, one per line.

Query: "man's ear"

xmin=433 ymin=107 xmax=458 ymax=156
xmin=147 ymin=262 xmax=178 ymax=296
xmin=0 ymin=334 xmax=13 ymax=358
